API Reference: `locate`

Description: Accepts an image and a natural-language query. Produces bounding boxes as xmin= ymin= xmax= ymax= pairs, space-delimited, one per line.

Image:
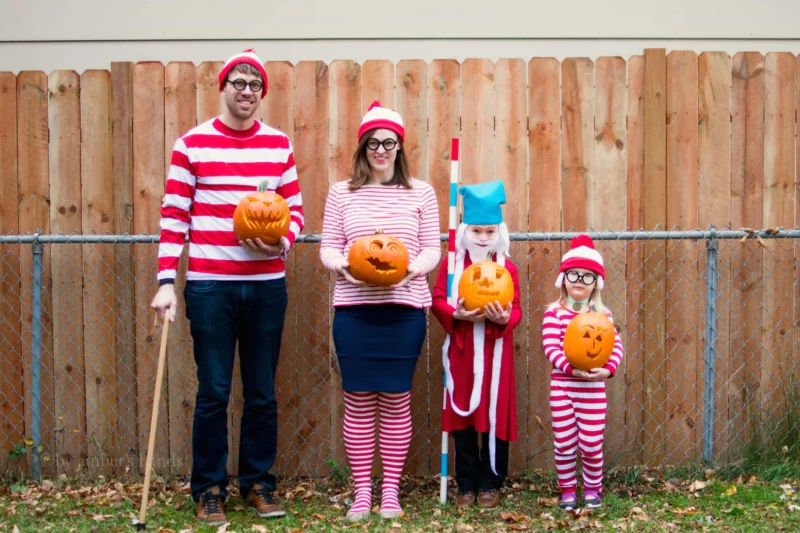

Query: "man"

xmin=151 ymin=48 xmax=304 ymax=525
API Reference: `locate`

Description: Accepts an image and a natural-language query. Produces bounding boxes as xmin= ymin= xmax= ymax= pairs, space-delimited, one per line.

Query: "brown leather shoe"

xmin=477 ymin=488 xmax=501 ymax=508
xmin=196 ymin=486 xmax=227 ymax=525
xmin=456 ymin=491 xmax=477 ymax=508
xmin=245 ymin=483 xmax=287 ymax=518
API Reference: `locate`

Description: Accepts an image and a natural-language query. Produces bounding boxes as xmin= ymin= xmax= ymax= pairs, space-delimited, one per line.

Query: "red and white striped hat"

xmin=358 ymin=100 xmax=404 ymax=141
xmin=218 ymin=48 xmax=268 ymax=98
xmin=555 ymin=234 xmax=605 ymax=289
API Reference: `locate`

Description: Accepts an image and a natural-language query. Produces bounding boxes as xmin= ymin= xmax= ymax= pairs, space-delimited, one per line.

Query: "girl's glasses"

xmin=366 ymin=138 xmax=398 ymax=151
xmin=565 ymin=270 xmax=596 ymax=285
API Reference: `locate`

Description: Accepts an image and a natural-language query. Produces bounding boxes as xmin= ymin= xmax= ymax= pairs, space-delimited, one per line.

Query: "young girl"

xmin=541 ymin=235 xmax=624 ymax=510
xmin=432 ymin=181 xmax=522 ymax=509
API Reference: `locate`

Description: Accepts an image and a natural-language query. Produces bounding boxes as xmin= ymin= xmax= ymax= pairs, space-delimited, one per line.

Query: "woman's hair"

xmin=348 ymin=129 xmax=412 ymax=191
xmin=549 ymin=284 xmax=609 ymax=314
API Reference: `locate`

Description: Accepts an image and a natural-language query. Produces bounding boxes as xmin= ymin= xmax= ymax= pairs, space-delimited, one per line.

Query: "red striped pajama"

xmin=549 ymin=379 xmax=607 ymax=492
xmin=343 ymin=391 xmax=412 ymax=514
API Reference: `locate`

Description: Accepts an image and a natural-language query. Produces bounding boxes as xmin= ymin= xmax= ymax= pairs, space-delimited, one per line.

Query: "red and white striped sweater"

xmin=157 ymin=118 xmax=304 ymax=283
xmin=542 ymin=305 xmax=625 ymax=380
xmin=320 ymin=180 xmax=441 ymax=308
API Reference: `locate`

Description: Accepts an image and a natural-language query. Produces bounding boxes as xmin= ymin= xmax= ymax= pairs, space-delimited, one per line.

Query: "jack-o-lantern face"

xmin=233 ymin=181 xmax=291 ymax=245
xmin=347 ymin=229 xmax=409 ymax=286
xmin=563 ymin=312 xmax=616 ymax=371
xmin=458 ymin=261 xmax=514 ymax=311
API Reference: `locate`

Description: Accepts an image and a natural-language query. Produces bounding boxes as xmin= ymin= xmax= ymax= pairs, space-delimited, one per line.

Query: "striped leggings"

xmin=549 ymin=379 xmax=607 ymax=492
xmin=343 ymin=391 xmax=412 ymax=513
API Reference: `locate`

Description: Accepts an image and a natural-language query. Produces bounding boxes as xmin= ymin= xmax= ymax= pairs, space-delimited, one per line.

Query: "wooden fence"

xmin=0 ymin=50 xmax=798 ymax=479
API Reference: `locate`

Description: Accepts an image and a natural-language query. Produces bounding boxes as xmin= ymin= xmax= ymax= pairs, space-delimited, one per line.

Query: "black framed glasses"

xmin=226 ymin=78 xmax=263 ymax=93
xmin=565 ymin=270 xmax=596 ymax=285
xmin=366 ymin=138 xmax=398 ymax=151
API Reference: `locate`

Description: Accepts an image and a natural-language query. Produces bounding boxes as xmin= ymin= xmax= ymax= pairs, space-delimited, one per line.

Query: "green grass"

xmin=2 ymin=470 xmax=800 ymax=532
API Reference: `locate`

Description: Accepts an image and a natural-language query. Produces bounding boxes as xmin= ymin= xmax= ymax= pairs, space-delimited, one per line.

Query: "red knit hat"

xmin=555 ymin=234 xmax=605 ymax=289
xmin=218 ymin=48 xmax=268 ymax=98
xmin=358 ymin=100 xmax=404 ymax=141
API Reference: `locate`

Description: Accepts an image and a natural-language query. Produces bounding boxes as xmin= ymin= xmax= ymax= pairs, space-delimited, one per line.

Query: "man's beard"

xmin=226 ymin=99 xmax=258 ymax=120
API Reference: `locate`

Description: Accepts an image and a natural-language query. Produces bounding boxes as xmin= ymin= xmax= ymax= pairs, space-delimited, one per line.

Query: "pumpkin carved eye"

xmin=347 ymin=229 xmax=410 ymax=287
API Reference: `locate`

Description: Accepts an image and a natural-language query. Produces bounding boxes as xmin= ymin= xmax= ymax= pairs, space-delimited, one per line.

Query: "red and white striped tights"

xmin=343 ymin=391 xmax=412 ymax=514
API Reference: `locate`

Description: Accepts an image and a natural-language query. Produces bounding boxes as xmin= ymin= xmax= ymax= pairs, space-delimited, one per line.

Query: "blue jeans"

xmin=184 ymin=279 xmax=287 ymax=501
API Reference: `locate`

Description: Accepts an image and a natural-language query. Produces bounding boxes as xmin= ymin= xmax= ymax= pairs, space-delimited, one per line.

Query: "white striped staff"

xmin=440 ymin=137 xmax=459 ymax=505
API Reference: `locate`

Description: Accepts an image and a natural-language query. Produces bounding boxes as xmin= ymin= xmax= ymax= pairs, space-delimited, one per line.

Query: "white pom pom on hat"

xmin=555 ymin=234 xmax=605 ymax=289
xmin=358 ymin=100 xmax=405 ymax=141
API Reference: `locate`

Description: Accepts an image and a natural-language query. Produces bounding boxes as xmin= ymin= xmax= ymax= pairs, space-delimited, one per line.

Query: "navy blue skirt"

xmin=333 ymin=304 xmax=426 ymax=392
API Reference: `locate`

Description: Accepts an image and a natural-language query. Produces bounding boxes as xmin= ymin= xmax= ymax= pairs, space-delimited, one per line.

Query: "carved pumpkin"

xmin=563 ymin=312 xmax=616 ymax=371
xmin=233 ymin=180 xmax=291 ymax=245
xmin=458 ymin=259 xmax=514 ymax=311
xmin=347 ymin=229 xmax=410 ymax=287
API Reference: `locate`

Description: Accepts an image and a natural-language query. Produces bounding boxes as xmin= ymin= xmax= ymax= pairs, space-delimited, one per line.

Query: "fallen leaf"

xmin=251 ymin=526 xmax=268 ymax=533
xmin=312 ymin=513 xmax=327 ymax=520
xmin=688 ymin=480 xmax=707 ymax=492
xmin=672 ymin=507 xmax=698 ymax=516
xmin=91 ymin=514 xmax=113 ymax=522
xmin=455 ymin=525 xmax=474 ymax=532
xmin=179 ymin=529 xmax=194 ymax=533
xmin=628 ymin=507 xmax=649 ymax=521
xmin=13 ymin=526 xmax=20 ymax=533
xmin=156 ymin=528 xmax=176 ymax=533
xmin=537 ymin=497 xmax=559 ymax=507
xmin=789 ymin=504 xmax=800 ymax=512
xmin=540 ymin=512 xmax=554 ymax=520
xmin=507 ymin=525 xmax=528 ymax=531
xmin=724 ymin=486 xmax=737 ymax=497
xmin=501 ymin=511 xmax=529 ymax=523
xmin=215 ymin=524 xmax=230 ymax=533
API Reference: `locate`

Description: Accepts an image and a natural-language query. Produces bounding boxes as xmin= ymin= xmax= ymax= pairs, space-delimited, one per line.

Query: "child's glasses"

xmin=565 ymin=270 xmax=596 ymax=285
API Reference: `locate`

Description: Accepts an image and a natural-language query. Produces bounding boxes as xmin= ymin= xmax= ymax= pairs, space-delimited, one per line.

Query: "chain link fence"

xmin=1 ymin=228 xmax=799 ymax=480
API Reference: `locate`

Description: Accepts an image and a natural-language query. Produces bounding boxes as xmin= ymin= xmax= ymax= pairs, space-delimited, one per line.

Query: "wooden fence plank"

xmin=18 ymin=71 xmax=56 ymax=475
xmin=593 ymin=56 xmax=627 ymax=464
xmin=642 ymin=49 xmax=668 ymax=464
xmin=361 ymin=60 xmax=394 ymax=112
xmin=49 ymin=70 xmax=85 ymax=475
xmin=396 ymin=59 xmax=429 ymax=474
xmin=328 ymin=60 xmax=361 ymax=468
xmin=460 ymin=59 xmax=494 ymax=187
xmin=665 ymin=50 xmax=700 ymax=463
xmin=561 ymin=58 xmax=594 ymax=233
xmin=495 ymin=58 xmax=528 ymax=472
xmin=294 ymin=61 xmax=331 ymax=476
xmin=132 ymin=62 xmax=167 ymax=474
xmin=260 ymin=60 xmax=298 ymax=475
xmin=729 ymin=52 xmax=765 ymax=458
xmin=111 ymin=62 xmax=138 ymax=471
xmin=625 ymin=55 xmax=646 ymax=465
xmin=426 ymin=59 xmax=460 ymax=475
xmin=761 ymin=53 xmax=795 ymax=426
xmin=396 ymin=60 xmax=428 ymax=181
xmin=698 ymin=52 xmax=732 ymax=459
xmin=197 ymin=61 xmax=223 ymax=123
xmin=80 ymin=70 xmax=117 ymax=476
xmin=164 ymin=62 xmax=196 ymax=476
xmin=527 ymin=57 xmax=561 ymax=470
xmin=0 ymin=71 xmax=24 ymax=465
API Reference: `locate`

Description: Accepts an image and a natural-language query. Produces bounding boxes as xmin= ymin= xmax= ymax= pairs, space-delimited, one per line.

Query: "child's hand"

xmin=484 ymin=301 xmax=511 ymax=325
xmin=584 ymin=368 xmax=611 ymax=381
xmin=453 ymin=298 xmax=485 ymax=322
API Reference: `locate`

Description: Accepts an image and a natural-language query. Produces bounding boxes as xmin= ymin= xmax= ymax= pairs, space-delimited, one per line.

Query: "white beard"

xmin=465 ymin=235 xmax=499 ymax=263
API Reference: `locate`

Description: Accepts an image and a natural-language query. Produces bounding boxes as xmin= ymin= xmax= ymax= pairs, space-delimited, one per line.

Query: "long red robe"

xmin=431 ymin=253 xmax=522 ymax=441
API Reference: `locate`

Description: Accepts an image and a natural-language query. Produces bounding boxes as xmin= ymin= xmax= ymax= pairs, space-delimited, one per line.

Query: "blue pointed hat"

xmin=459 ymin=181 xmax=506 ymax=225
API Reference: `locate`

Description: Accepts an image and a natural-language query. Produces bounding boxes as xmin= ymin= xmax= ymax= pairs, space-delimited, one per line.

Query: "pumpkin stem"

xmin=257 ymin=180 xmax=270 ymax=193
xmin=375 ymin=229 xmax=384 ymax=235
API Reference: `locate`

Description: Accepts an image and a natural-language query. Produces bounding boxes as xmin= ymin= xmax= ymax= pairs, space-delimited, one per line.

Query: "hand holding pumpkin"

xmin=334 ymin=259 xmax=367 ymax=287
xmin=483 ymin=301 xmax=512 ymax=325
xmin=584 ymin=367 xmax=611 ymax=381
xmin=389 ymin=265 xmax=422 ymax=289
xmin=239 ymin=236 xmax=288 ymax=257
xmin=452 ymin=298 xmax=485 ymax=322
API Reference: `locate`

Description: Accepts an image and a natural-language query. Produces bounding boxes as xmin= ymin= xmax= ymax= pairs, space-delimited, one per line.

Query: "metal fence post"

xmin=31 ymin=235 xmax=44 ymax=479
xmin=703 ymin=226 xmax=719 ymax=464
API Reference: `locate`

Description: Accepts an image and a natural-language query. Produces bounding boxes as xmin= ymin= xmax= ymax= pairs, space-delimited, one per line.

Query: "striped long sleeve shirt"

xmin=157 ymin=118 xmax=304 ymax=283
xmin=320 ymin=179 xmax=441 ymax=308
xmin=541 ymin=305 xmax=625 ymax=380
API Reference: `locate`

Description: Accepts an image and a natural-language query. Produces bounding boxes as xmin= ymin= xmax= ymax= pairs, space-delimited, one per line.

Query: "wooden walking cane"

xmin=440 ymin=138 xmax=459 ymax=505
xmin=134 ymin=314 xmax=170 ymax=531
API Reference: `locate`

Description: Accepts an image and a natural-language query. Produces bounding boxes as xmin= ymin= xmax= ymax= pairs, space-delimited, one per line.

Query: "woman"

xmin=320 ymin=101 xmax=441 ymax=521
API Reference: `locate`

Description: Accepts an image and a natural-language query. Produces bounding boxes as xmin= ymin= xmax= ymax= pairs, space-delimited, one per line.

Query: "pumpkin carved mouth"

xmin=366 ymin=257 xmax=397 ymax=274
